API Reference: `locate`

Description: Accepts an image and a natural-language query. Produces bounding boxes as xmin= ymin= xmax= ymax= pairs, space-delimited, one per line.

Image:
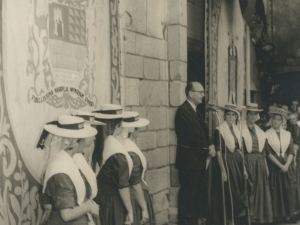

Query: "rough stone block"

xmin=170 ymin=165 xmax=179 ymax=187
xmin=170 ymin=187 xmax=179 ymax=207
xmin=169 ymin=129 xmax=177 ymax=146
xmin=129 ymin=106 xmax=147 ymax=118
xmin=167 ymin=25 xmax=187 ymax=61
xmin=152 ymin=189 xmax=170 ymax=213
xmin=147 ymin=0 xmax=167 ymax=39
xmin=146 ymin=147 xmax=169 ymax=169
xmin=146 ymin=166 xmax=170 ymax=194
xmin=136 ymin=34 xmax=167 ymax=60
xmin=170 ymin=61 xmax=187 ymax=81
xmin=124 ymin=30 xmax=136 ymax=54
xmin=169 ymin=145 xmax=177 ymax=164
xmin=144 ymin=58 xmax=160 ymax=80
xmin=169 ymin=207 xmax=178 ymax=224
xmin=159 ymin=60 xmax=168 ymax=81
xmin=147 ymin=107 xmax=168 ymax=130
xmin=140 ymin=81 xmax=168 ymax=106
xmin=125 ymin=0 xmax=147 ymax=34
xmin=157 ymin=130 xmax=169 ymax=147
xmin=167 ymin=0 xmax=187 ymax=26
xmin=155 ymin=209 xmax=169 ymax=225
xmin=137 ymin=131 xmax=157 ymax=150
xmin=124 ymin=78 xmax=139 ymax=106
xmin=169 ymin=107 xmax=177 ymax=129
xmin=170 ymin=81 xmax=186 ymax=106
xmin=124 ymin=54 xmax=143 ymax=78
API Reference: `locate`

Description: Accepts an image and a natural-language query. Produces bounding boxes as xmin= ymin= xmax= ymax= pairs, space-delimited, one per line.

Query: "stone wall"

xmin=119 ymin=0 xmax=187 ymax=224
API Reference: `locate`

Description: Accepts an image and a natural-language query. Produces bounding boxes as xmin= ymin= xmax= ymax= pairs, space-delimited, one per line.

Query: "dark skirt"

xmin=94 ymin=184 xmax=127 ymax=225
xmin=268 ymin=158 xmax=297 ymax=222
xmin=244 ymin=152 xmax=273 ymax=223
xmin=130 ymin=184 xmax=156 ymax=225
xmin=295 ymin=156 xmax=300 ymax=213
xmin=223 ymin=151 xmax=247 ymax=220
xmin=143 ymin=188 xmax=156 ymax=225
xmin=210 ymin=151 xmax=246 ymax=224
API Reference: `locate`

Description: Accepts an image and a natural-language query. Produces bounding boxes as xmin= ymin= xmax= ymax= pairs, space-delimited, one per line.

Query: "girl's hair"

xmin=224 ymin=109 xmax=237 ymax=116
xmin=91 ymin=118 xmax=122 ymax=172
xmin=92 ymin=126 xmax=104 ymax=172
xmin=224 ymin=109 xmax=238 ymax=124
xmin=272 ymin=113 xmax=283 ymax=121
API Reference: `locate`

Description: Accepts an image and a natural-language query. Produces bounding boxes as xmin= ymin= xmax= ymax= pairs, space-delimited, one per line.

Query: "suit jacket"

xmin=175 ymin=100 xmax=212 ymax=170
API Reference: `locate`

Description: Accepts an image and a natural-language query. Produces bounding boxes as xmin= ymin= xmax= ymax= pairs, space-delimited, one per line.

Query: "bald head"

xmin=185 ymin=82 xmax=205 ymax=106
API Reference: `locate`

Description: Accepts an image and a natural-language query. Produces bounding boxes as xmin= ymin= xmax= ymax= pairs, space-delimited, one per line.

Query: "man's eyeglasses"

xmin=191 ymin=90 xmax=205 ymax=94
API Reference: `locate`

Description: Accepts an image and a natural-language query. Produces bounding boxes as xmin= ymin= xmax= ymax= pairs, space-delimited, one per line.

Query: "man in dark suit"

xmin=175 ymin=82 xmax=216 ymax=225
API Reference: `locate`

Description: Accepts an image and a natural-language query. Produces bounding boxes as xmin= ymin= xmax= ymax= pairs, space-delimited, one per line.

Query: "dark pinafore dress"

xmin=242 ymin=125 xmax=273 ymax=223
xmin=94 ymin=135 xmax=133 ymax=225
xmin=211 ymin=123 xmax=246 ymax=224
xmin=266 ymin=128 xmax=296 ymax=222
xmin=122 ymin=137 xmax=155 ymax=225
xmin=42 ymin=173 xmax=91 ymax=225
xmin=128 ymin=152 xmax=156 ymax=225
xmin=291 ymin=123 xmax=300 ymax=213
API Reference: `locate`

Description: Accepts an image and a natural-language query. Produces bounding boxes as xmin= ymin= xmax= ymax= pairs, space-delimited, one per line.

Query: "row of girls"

xmin=39 ymin=104 xmax=155 ymax=225
xmin=210 ymin=103 xmax=298 ymax=225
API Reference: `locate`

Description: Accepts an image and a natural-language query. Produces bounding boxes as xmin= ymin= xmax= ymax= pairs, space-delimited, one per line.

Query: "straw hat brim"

xmin=269 ymin=111 xmax=289 ymax=119
xmin=218 ymin=106 xmax=241 ymax=115
xmin=122 ymin=118 xmax=150 ymax=128
xmin=44 ymin=124 xmax=97 ymax=138
xmin=246 ymin=108 xmax=263 ymax=112
xmin=93 ymin=112 xmax=125 ymax=120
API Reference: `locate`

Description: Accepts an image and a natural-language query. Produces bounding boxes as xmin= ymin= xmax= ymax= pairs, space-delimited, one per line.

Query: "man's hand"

xmin=208 ymin=145 xmax=216 ymax=157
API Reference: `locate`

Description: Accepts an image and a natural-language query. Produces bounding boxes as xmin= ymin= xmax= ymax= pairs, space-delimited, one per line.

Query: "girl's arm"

xmin=131 ymin=183 xmax=149 ymax=223
xmin=119 ymin=187 xmax=133 ymax=224
xmin=267 ymin=154 xmax=284 ymax=169
xmin=60 ymin=200 xmax=99 ymax=222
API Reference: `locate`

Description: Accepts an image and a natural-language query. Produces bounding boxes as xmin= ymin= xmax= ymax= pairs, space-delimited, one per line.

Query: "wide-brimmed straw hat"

xmin=245 ymin=103 xmax=263 ymax=112
xmin=269 ymin=107 xmax=288 ymax=119
xmin=93 ymin=104 xmax=125 ymax=120
xmin=71 ymin=110 xmax=106 ymax=126
xmin=218 ymin=104 xmax=242 ymax=115
xmin=122 ymin=111 xmax=150 ymax=128
xmin=44 ymin=116 xmax=97 ymax=138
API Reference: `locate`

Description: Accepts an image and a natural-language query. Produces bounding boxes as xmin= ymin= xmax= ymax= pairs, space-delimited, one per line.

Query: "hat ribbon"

xmin=100 ymin=109 xmax=122 ymax=114
xmin=123 ymin=115 xmax=139 ymax=122
xmin=75 ymin=115 xmax=95 ymax=122
xmin=57 ymin=122 xmax=84 ymax=130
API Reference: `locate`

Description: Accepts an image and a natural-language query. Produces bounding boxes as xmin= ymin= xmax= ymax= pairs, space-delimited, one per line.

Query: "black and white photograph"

xmin=0 ymin=0 xmax=299 ymax=225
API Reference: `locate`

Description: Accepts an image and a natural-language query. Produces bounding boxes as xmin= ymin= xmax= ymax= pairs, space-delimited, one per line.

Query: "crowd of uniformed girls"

xmin=209 ymin=102 xmax=300 ymax=225
xmin=38 ymin=104 xmax=155 ymax=225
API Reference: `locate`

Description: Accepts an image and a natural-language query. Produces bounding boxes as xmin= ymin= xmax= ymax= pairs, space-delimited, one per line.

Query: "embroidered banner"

xmin=3 ymin=0 xmax=111 ymax=184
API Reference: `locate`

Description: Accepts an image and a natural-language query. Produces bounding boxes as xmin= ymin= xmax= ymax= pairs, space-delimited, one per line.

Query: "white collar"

xmin=187 ymin=99 xmax=197 ymax=112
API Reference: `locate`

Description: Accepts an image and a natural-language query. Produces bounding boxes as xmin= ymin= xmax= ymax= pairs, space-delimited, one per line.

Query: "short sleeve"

xmin=110 ymin=154 xmax=130 ymax=189
xmin=40 ymin=192 xmax=51 ymax=205
xmin=44 ymin=173 xmax=77 ymax=210
xmin=128 ymin=152 xmax=142 ymax=186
